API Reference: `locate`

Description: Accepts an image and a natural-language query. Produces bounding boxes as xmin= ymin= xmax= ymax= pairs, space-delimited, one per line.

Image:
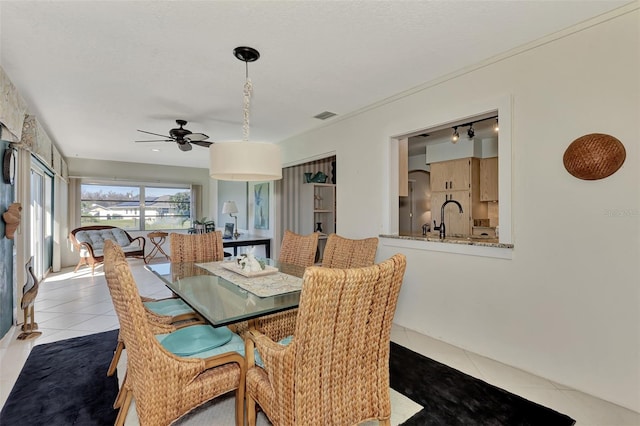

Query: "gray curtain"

xmin=277 ymin=156 xmax=335 ymax=245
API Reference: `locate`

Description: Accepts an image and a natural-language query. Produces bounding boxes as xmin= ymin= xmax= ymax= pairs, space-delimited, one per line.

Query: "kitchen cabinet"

xmin=399 ymin=138 xmax=408 ymax=197
xmin=430 ymin=158 xmax=484 ymax=236
xmin=472 ymin=226 xmax=496 ymax=237
xmin=480 ymin=157 xmax=499 ymax=202
xmin=430 ymin=158 xmax=472 ymax=191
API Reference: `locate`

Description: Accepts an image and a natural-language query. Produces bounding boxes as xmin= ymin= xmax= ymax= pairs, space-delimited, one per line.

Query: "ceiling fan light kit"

xmin=209 ymin=46 xmax=282 ymax=182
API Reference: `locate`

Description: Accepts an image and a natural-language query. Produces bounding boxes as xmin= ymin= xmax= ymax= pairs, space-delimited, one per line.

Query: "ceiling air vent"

xmin=313 ymin=111 xmax=337 ymax=120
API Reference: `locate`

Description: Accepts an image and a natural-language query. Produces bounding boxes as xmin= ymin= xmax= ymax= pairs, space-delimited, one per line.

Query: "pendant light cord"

xmin=242 ymin=61 xmax=252 ymax=142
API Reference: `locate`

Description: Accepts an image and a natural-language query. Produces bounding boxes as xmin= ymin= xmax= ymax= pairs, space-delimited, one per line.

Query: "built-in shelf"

xmin=301 ymin=183 xmax=336 ymax=262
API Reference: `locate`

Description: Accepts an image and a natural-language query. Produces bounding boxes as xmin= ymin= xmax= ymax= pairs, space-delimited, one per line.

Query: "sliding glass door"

xmin=30 ymin=160 xmax=53 ymax=280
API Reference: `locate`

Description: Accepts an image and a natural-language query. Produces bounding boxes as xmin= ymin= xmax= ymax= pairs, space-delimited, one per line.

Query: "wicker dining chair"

xmin=253 ymin=232 xmax=377 ymax=341
xmin=241 ymin=230 xmax=319 ymax=341
xmin=277 ymin=230 xmax=319 ymax=268
xmin=103 ymin=240 xmax=245 ymax=426
xmin=170 ymin=231 xmax=226 ymax=263
xmin=105 ymin=233 xmax=215 ymax=378
xmin=321 ymin=233 xmax=379 ymax=268
xmin=167 ymin=230 xmax=254 ymax=337
xmin=244 ymin=253 xmax=407 ymax=426
xmin=104 ymin=242 xmax=185 ymax=411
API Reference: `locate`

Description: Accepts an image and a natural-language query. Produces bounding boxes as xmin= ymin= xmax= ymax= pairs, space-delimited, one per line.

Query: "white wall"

xmin=278 ymin=7 xmax=639 ymax=411
xmin=63 ymin=158 xmax=214 ymax=267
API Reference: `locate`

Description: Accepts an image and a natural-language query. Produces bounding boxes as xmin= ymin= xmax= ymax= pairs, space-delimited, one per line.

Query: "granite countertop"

xmin=379 ymin=233 xmax=514 ymax=249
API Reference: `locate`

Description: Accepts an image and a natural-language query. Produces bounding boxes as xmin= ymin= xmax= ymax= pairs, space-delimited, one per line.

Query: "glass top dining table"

xmin=145 ymin=259 xmax=306 ymax=327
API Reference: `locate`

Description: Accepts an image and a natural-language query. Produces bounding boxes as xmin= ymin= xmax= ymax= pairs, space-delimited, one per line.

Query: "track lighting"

xmin=448 ymin=115 xmax=498 ymax=144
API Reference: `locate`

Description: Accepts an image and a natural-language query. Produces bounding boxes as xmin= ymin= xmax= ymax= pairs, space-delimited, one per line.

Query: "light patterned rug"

xmin=122 ymin=388 xmax=422 ymax=426
xmin=119 ymin=349 xmax=422 ymax=425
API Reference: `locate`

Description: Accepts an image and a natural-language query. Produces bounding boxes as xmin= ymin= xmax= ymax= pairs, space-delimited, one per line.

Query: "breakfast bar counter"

xmin=379 ymin=233 xmax=514 ymax=249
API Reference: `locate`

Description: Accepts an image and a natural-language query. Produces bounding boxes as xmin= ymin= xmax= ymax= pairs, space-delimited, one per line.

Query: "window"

xmin=80 ymin=183 xmax=192 ymax=231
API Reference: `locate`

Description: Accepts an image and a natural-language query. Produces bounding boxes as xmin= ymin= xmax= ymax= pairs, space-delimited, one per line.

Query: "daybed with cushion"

xmin=70 ymin=225 xmax=146 ymax=274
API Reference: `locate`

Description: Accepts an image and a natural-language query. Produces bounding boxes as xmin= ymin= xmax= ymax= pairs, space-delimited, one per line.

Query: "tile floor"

xmin=1 ymin=259 xmax=639 ymax=425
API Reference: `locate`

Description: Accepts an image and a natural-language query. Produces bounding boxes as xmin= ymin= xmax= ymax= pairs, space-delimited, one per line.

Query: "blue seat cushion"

xmin=182 ymin=332 xmax=247 ymax=359
xmin=180 ymin=333 xmax=292 ymax=364
xmin=144 ymin=298 xmax=194 ymax=317
xmin=156 ymin=328 xmax=292 ymax=364
xmin=157 ymin=325 xmax=233 ymax=356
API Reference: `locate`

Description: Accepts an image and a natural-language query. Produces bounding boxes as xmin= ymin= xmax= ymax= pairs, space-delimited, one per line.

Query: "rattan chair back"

xmin=106 ymin=242 xmax=178 ymax=377
xmin=245 ymin=253 xmax=407 ymax=426
xmin=321 ymin=233 xmax=379 ymax=268
xmin=103 ymin=240 xmax=243 ymax=426
xmin=250 ymin=230 xmax=319 ymax=341
xmin=169 ymin=231 xmax=225 ymax=263
xmin=278 ymin=230 xmax=319 ymax=267
xmin=104 ymin=240 xmax=127 ymax=263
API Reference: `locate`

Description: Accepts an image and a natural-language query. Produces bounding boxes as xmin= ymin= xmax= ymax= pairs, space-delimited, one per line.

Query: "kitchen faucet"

xmin=437 ymin=199 xmax=464 ymax=239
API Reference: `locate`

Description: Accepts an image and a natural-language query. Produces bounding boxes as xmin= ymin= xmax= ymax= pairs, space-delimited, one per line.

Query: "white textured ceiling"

xmin=0 ymin=1 xmax=630 ymax=169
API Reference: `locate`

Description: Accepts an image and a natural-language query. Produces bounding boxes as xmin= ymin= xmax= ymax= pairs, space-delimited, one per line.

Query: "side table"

xmin=146 ymin=231 xmax=170 ymax=262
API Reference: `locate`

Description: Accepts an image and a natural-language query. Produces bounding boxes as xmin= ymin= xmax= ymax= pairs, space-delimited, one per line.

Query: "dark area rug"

xmin=1 ymin=330 xmax=575 ymax=426
xmin=390 ymin=341 xmax=576 ymax=426
xmin=0 ymin=330 xmax=119 ymax=426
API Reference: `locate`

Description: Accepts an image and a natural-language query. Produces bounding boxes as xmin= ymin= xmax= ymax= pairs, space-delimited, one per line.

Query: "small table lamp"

xmin=222 ymin=201 xmax=240 ymax=239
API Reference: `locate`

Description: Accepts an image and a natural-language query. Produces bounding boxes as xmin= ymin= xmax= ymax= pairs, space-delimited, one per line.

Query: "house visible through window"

xmin=80 ymin=183 xmax=192 ymax=231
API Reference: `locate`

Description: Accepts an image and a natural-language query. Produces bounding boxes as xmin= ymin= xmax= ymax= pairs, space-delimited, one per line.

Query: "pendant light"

xmin=210 ymin=47 xmax=282 ymax=181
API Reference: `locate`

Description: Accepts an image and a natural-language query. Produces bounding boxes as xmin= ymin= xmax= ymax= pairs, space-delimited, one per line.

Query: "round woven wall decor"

xmin=563 ymin=133 xmax=626 ymax=180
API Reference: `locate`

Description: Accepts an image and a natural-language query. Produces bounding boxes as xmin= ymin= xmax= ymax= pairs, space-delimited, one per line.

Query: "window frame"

xmin=79 ymin=180 xmax=194 ymax=232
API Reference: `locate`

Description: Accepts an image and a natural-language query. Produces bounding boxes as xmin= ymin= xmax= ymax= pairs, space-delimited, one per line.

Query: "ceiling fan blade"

xmin=185 ymin=132 xmax=209 ymax=142
xmin=137 ymin=129 xmax=173 ymax=139
xmin=191 ymin=141 xmax=213 ymax=147
xmin=178 ymin=141 xmax=193 ymax=152
xmin=134 ymin=139 xmax=173 ymax=143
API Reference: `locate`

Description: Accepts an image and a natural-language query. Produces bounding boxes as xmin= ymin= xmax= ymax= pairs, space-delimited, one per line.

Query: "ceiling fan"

xmin=135 ymin=119 xmax=212 ymax=151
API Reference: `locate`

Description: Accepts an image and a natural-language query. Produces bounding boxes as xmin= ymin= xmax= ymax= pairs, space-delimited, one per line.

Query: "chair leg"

xmin=379 ymin=419 xmax=391 ymax=426
xmin=114 ymin=371 xmax=128 ymax=409
xmin=107 ymin=340 xmax=124 ymax=376
xmin=74 ymin=257 xmax=86 ymax=273
xmin=235 ymin=377 xmax=245 ymax=426
xmin=114 ymin=388 xmax=132 ymax=426
xmin=246 ymin=394 xmax=257 ymax=426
